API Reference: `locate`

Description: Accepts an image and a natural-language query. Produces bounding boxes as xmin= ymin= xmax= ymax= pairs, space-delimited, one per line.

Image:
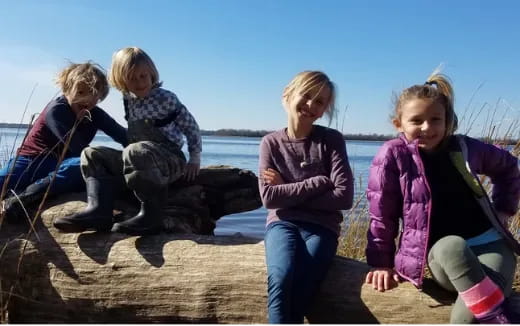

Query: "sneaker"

xmin=477 ymin=306 xmax=511 ymax=324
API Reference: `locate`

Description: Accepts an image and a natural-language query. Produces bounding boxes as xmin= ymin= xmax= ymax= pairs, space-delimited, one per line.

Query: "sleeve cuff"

xmin=188 ymin=152 xmax=201 ymax=165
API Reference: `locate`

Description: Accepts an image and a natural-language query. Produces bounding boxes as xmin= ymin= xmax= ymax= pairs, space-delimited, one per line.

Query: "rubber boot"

xmin=111 ymin=189 xmax=165 ymax=236
xmin=53 ymin=177 xmax=114 ymax=232
xmin=2 ymin=177 xmax=51 ymax=224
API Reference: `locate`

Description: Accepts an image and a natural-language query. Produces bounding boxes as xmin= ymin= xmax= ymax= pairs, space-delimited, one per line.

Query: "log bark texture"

xmin=3 ymin=218 xmax=519 ymax=323
xmin=1 ymin=167 xmax=519 ymax=323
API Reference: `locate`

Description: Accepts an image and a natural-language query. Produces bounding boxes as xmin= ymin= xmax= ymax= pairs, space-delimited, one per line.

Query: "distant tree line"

xmin=200 ymin=129 xmax=271 ymax=137
xmin=201 ymin=129 xmax=519 ymax=144
xmin=0 ymin=123 xmax=30 ymax=129
xmin=342 ymin=133 xmax=394 ymax=141
xmin=201 ymin=129 xmax=395 ymax=141
xmin=1 ymin=124 xmax=517 ymax=144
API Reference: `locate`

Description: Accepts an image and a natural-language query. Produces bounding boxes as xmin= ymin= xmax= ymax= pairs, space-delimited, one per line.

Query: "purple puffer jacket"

xmin=365 ymin=134 xmax=520 ymax=288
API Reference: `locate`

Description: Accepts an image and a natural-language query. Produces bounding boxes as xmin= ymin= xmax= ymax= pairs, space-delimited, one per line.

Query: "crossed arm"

xmin=258 ymin=132 xmax=354 ymax=211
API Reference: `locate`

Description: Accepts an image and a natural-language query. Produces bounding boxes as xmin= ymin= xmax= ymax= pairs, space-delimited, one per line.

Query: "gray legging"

xmin=428 ymin=235 xmax=517 ymax=323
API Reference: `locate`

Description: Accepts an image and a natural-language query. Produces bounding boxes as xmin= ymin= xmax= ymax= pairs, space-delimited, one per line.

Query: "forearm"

xmin=301 ymin=130 xmax=354 ymax=211
xmin=260 ymin=175 xmax=333 ymax=209
xmin=301 ymin=185 xmax=354 ymax=211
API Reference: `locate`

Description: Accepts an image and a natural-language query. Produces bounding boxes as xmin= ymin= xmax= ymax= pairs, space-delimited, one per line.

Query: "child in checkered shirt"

xmin=54 ymin=47 xmax=202 ymax=236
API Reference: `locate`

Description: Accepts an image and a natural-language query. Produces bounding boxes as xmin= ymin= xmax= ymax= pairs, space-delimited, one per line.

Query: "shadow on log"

xmin=4 ymin=225 xmax=519 ymax=323
xmin=1 ymin=167 xmax=519 ymax=323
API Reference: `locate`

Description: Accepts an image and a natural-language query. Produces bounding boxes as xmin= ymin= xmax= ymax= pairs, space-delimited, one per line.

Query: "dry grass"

xmin=337 ymin=195 xmax=369 ymax=261
xmin=0 ymin=112 xmax=91 ymax=323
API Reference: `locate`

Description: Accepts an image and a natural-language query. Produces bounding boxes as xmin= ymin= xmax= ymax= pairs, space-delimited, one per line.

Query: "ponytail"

xmin=393 ymin=68 xmax=459 ymax=137
xmin=425 ymin=72 xmax=458 ymax=136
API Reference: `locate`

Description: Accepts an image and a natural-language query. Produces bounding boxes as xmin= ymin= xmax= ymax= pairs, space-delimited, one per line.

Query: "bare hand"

xmin=365 ymin=267 xmax=400 ymax=292
xmin=183 ymin=163 xmax=200 ymax=182
xmin=262 ymin=168 xmax=285 ymax=185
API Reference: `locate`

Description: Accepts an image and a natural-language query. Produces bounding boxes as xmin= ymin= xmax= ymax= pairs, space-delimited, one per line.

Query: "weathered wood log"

xmin=1 ymin=165 xmax=519 ymax=323
xmin=3 ymin=208 xmax=519 ymax=323
xmin=3 ymin=165 xmax=262 ymax=235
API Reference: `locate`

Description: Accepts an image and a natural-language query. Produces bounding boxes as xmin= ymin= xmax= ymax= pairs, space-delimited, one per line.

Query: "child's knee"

xmin=432 ymin=235 xmax=467 ymax=255
xmin=430 ymin=235 xmax=474 ymax=268
xmin=81 ymin=146 xmax=107 ymax=163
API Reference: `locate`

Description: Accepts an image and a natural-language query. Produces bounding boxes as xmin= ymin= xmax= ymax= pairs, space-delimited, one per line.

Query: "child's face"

xmin=394 ymin=98 xmax=446 ymax=152
xmin=127 ymin=64 xmax=153 ymax=98
xmin=285 ymin=85 xmax=331 ymax=125
xmin=65 ymin=83 xmax=101 ymax=115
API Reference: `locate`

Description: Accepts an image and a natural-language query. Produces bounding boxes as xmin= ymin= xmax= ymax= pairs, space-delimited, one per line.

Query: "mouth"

xmin=417 ymin=135 xmax=441 ymax=148
xmin=297 ymin=107 xmax=316 ymax=118
xmin=418 ymin=134 xmax=436 ymax=141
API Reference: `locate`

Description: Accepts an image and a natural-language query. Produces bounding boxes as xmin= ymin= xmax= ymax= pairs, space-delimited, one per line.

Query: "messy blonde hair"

xmin=56 ymin=61 xmax=109 ymax=102
xmin=392 ymin=68 xmax=458 ymax=137
xmin=282 ymin=70 xmax=336 ymax=122
xmin=108 ymin=47 xmax=161 ymax=93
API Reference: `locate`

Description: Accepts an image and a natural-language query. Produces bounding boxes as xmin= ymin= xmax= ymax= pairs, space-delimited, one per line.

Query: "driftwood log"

xmin=1 ymin=166 xmax=519 ymax=323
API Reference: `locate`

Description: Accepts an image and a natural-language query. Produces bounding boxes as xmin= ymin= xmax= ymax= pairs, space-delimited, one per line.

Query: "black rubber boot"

xmin=53 ymin=177 xmax=114 ymax=233
xmin=2 ymin=177 xmax=51 ymax=224
xmin=111 ymin=189 xmax=165 ymax=236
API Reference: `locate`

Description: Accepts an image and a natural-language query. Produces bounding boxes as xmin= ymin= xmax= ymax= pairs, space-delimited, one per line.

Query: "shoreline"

xmin=1 ymin=124 xmax=518 ymax=144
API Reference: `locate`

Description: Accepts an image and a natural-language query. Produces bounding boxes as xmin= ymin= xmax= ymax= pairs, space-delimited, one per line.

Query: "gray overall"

xmin=80 ymin=119 xmax=186 ymax=197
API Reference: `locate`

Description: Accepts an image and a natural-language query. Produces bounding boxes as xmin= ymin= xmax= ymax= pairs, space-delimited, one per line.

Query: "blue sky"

xmin=1 ymin=0 xmax=519 ymax=136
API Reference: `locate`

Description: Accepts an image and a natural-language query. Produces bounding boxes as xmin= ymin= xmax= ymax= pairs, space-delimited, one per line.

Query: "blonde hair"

xmin=282 ymin=71 xmax=336 ymax=122
xmin=55 ymin=61 xmax=109 ymax=102
xmin=108 ymin=47 xmax=161 ymax=93
xmin=392 ymin=69 xmax=458 ymax=137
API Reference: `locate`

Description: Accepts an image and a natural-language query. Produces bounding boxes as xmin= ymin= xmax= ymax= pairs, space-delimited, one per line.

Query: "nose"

xmin=421 ymin=121 xmax=430 ymax=131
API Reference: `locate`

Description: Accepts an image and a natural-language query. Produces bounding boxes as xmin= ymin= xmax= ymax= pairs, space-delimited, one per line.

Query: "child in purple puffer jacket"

xmin=364 ymin=70 xmax=520 ymax=324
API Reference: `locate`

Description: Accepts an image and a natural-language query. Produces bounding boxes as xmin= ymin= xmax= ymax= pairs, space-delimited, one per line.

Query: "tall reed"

xmin=0 ymin=109 xmax=92 ymax=323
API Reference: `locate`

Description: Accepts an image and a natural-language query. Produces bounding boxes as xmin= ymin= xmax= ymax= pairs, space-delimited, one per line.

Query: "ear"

xmin=392 ymin=118 xmax=403 ymax=132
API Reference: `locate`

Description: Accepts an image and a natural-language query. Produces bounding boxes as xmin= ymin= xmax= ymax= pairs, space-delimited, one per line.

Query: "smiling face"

xmin=126 ymin=64 xmax=153 ymax=98
xmin=285 ymin=84 xmax=331 ymax=126
xmin=394 ymin=98 xmax=447 ymax=152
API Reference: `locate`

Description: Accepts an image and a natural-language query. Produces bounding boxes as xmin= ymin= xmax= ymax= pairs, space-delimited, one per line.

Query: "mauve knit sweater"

xmin=258 ymin=125 xmax=354 ymax=236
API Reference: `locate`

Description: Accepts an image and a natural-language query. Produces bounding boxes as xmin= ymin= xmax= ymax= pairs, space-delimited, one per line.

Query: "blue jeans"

xmin=0 ymin=155 xmax=84 ymax=196
xmin=264 ymin=220 xmax=338 ymax=323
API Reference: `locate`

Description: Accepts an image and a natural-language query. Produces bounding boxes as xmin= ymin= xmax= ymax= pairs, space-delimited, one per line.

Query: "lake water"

xmin=0 ymin=127 xmax=382 ymax=239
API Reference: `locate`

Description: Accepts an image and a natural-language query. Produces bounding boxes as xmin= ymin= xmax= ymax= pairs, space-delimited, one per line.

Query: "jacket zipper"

xmin=412 ymin=141 xmax=431 ymax=289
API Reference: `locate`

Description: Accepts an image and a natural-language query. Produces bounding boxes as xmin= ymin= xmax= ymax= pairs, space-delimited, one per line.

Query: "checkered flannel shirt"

xmin=126 ymin=87 xmax=202 ymax=164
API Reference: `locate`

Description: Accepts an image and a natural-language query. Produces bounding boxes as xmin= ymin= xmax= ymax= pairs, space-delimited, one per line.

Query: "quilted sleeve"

xmin=365 ymin=143 xmax=403 ymax=268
